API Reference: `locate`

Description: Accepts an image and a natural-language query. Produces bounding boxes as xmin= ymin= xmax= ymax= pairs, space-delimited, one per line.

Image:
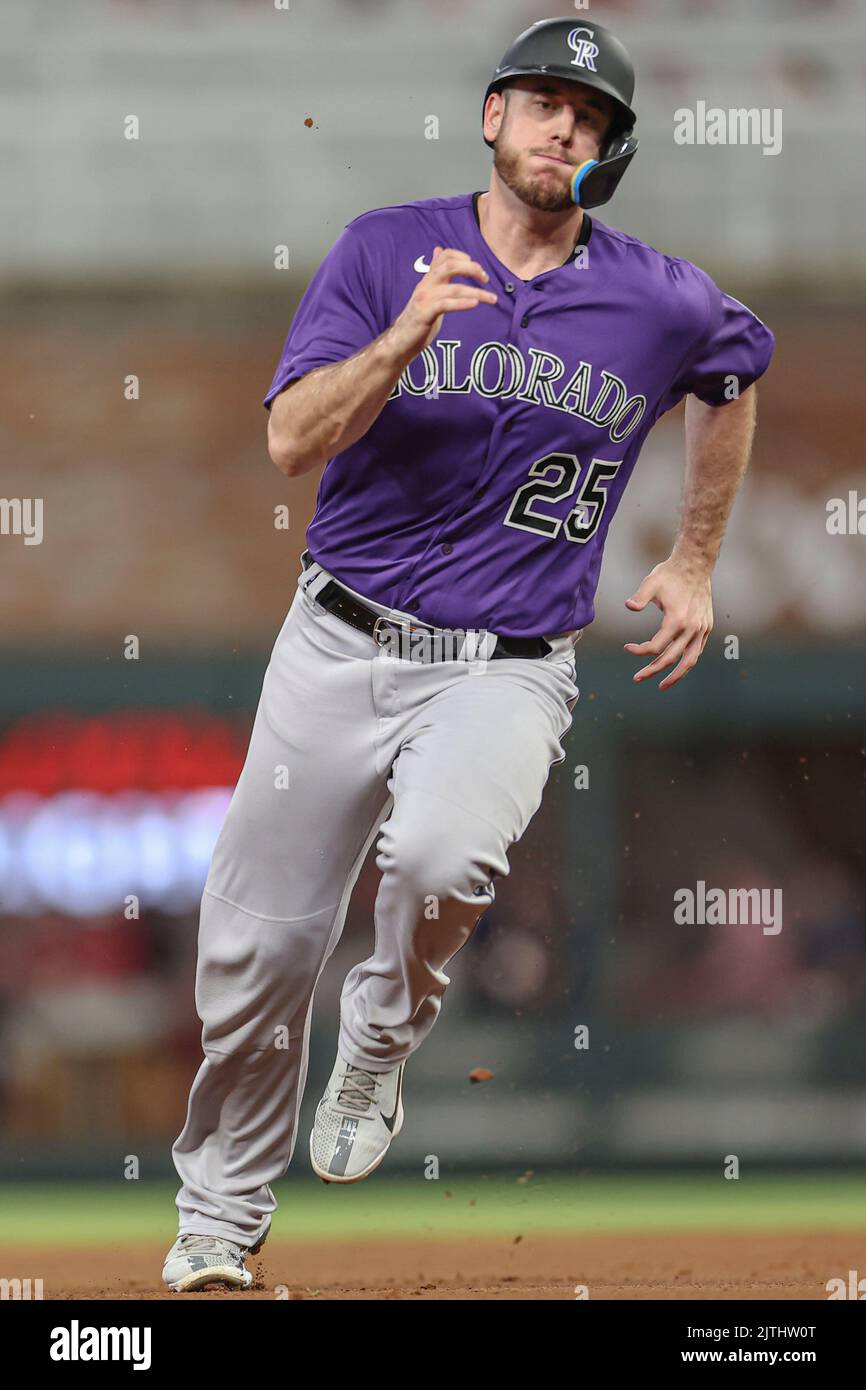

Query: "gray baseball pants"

xmin=172 ymin=557 xmax=580 ymax=1244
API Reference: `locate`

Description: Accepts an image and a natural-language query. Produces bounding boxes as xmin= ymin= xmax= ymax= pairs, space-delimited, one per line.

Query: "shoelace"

xmin=176 ymin=1234 xmax=239 ymax=1256
xmin=336 ymin=1065 xmax=381 ymax=1115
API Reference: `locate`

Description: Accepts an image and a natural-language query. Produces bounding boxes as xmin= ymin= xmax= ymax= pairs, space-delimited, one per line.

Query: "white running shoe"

xmin=310 ymin=1054 xmax=406 ymax=1183
xmin=162 ymin=1223 xmax=270 ymax=1292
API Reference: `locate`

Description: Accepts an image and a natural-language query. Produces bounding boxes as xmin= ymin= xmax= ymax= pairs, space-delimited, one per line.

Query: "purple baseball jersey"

xmin=264 ymin=193 xmax=774 ymax=637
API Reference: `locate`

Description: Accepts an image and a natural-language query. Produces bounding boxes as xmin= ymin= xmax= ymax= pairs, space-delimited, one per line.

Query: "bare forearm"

xmin=625 ymin=386 xmax=761 ymax=690
xmin=267 ymin=330 xmax=411 ymax=477
xmin=673 ymin=386 xmax=757 ymax=575
xmin=267 ymin=247 xmax=496 ymax=477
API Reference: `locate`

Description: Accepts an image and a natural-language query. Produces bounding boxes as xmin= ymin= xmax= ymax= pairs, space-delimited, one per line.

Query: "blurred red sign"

xmin=0 ymin=711 xmax=248 ymax=794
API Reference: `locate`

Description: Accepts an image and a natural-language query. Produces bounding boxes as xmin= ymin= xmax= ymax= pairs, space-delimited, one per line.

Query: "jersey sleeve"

xmin=655 ymin=266 xmax=774 ymax=418
xmin=263 ymin=220 xmax=387 ymax=408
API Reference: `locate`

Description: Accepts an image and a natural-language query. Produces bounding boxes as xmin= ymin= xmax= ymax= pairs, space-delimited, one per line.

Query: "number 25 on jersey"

xmin=504 ymin=452 xmax=623 ymax=545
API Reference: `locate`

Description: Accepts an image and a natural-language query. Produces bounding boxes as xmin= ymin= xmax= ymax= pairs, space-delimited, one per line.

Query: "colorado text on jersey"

xmin=387 ymin=338 xmax=646 ymax=445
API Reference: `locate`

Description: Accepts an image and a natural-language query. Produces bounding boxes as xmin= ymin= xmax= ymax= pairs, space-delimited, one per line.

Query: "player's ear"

xmin=483 ymin=88 xmax=506 ymax=145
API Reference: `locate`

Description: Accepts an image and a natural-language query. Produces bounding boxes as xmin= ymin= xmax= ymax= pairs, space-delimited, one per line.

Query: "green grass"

xmin=1 ymin=1173 xmax=864 ymax=1247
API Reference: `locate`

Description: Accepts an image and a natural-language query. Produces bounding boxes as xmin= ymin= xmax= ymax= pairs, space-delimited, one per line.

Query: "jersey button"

xmin=502 ymin=420 xmax=513 ymax=433
xmin=441 ymin=543 xmax=453 ymax=556
xmin=504 ymin=282 xmax=515 ymax=294
xmin=520 ymin=315 xmax=529 ymax=328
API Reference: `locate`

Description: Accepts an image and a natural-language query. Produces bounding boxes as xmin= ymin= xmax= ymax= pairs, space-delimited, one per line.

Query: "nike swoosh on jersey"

xmin=414 ymin=255 xmax=432 ymax=273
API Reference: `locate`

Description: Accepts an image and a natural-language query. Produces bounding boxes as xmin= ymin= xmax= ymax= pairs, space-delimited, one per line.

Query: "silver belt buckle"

xmin=373 ymin=612 xmax=437 ymax=658
xmin=372 ymin=615 xmax=397 ymax=647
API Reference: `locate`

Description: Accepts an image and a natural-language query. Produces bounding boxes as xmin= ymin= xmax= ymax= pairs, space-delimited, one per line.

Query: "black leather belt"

xmin=301 ymin=551 xmax=551 ymax=660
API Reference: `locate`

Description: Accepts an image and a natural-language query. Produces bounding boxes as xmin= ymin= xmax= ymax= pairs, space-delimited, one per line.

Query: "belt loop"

xmin=452 ymin=628 xmax=495 ymax=664
xmin=299 ymin=553 xmax=331 ymax=602
xmin=304 ymin=570 xmax=332 ymax=602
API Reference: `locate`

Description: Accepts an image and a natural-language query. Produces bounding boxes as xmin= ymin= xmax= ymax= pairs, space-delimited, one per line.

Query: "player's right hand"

xmin=386 ymin=247 xmax=497 ymax=363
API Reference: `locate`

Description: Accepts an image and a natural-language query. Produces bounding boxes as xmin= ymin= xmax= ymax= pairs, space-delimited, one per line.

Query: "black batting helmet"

xmin=481 ymin=17 xmax=639 ymax=209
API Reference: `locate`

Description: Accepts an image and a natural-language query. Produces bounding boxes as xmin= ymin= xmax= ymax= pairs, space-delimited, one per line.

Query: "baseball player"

xmin=163 ymin=16 xmax=773 ymax=1290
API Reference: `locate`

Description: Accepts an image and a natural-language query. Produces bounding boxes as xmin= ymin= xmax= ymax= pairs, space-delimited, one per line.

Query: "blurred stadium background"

xmin=0 ymin=0 xmax=863 ymax=1198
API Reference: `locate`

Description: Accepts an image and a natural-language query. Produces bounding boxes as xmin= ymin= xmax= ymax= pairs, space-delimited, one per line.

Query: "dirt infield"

xmin=5 ymin=1230 xmax=859 ymax=1300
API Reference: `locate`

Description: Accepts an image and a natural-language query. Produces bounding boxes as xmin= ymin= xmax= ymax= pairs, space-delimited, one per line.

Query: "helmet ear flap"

xmin=570 ymin=134 xmax=638 ymax=210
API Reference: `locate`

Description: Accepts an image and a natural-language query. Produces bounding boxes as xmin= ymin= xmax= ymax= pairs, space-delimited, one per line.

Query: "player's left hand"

xmin=623 ymin=557 xmax=713 ymax=690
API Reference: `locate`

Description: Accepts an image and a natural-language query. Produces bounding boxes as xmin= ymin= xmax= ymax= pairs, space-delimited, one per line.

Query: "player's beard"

xmin=492 ymin=130 xmax=574 ymax=213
